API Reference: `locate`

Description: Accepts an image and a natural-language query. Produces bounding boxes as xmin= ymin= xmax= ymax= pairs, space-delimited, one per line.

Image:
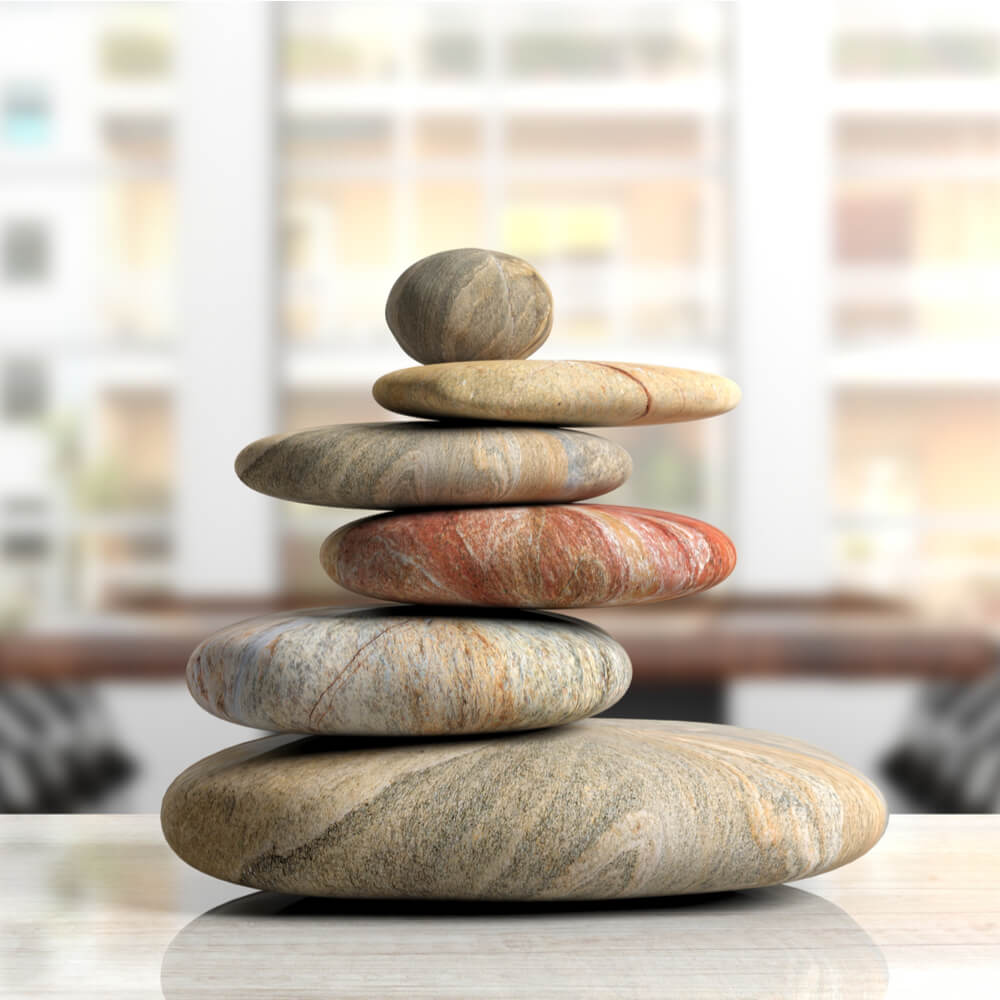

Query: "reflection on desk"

xmin=162 ymin=886 xmax=887 ymax=998
xmin=1 ymin=815 xmax=999 ymax=998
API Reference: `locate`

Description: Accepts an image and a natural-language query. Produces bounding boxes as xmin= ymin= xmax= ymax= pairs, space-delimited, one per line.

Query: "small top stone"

xmin=385 ymin=248 xmax=553 ymax=364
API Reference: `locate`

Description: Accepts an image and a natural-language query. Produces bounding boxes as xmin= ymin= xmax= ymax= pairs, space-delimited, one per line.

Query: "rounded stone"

xmin=160 ymin=719 xmax=888 ymax=900
xmin=385 ymin=249 xmax=553 ymax=364
xmin=321 ymin=504 xmax=736 ymax=608
xmin=374 ymin=360 xmax=742 ymax=426
xmin=186 ymin=606 xmax=631 ymax=737
xmin=235 ymin=422 xmax=631 ymax=509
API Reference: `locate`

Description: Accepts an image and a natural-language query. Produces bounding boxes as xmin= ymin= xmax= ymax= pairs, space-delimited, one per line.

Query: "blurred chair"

xmin=0 ymin=683 xmax=135 ymax=812
xmin=883 ymin=668 xmax=1000 ymax=813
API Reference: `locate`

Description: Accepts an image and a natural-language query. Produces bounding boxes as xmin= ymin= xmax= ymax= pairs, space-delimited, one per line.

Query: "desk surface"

xmin=1 ymin=814 xmax=998 ymax=998
xmin=2 ymin=600 xmax=994 ymax=682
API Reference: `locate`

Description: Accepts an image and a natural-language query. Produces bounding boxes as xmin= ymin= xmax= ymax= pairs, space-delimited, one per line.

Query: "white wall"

xmin=729 ymin=679 xmax=920 ymax=812
xmin=97 ymin=680 xmax=264 ymax=814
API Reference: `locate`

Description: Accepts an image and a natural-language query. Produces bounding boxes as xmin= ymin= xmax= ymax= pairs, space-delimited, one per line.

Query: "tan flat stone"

xmin=161 ymin=719 xmax=887 ymax=901
xmin=373 ymin=360 xmax=741 ymax=426
xmin=235 ymin=422 xmax=630 ymax=508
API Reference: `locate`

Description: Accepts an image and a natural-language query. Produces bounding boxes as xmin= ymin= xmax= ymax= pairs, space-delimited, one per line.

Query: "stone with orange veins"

xmin=372 ymin=360 xmax=741 ymax=426
xmin=320 ymin=504 xmax=736 ymax=609
xmin=186 ymin=606 xmax=631 ymax=737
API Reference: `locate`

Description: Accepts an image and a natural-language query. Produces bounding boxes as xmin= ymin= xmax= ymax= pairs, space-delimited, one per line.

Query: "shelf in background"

xmin=283 ymin=79 xmax=726 ymax=116
xmin=95 ymin=82 xmax=174 ymax=117
xmin=839 ymin=155 xmax=1000 ymax=181
xmin=835 ymin=78 xmax=1000 ymax=114
xmin=835 ymin=264 xmax=1000 ymax=301
xmin=284 ymin=156 xmax=718 ymax=181
xmin=835 ymin=510 xmax=1000 ymax=531
xmin=832 ymin=341 xmax=1000 ymax=386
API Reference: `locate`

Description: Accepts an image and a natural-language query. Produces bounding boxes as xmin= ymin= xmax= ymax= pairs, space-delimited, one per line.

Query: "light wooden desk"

xmin=1 ymin=815 xmax=997 ymax=998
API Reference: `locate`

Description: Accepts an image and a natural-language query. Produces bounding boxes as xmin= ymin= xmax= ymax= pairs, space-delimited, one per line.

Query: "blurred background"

xmin=1 ymin=0 xmax=999 ymax=814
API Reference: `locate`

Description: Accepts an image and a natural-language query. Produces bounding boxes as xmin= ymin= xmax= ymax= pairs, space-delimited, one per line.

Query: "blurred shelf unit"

xmin=830 ymin=9 xmax=1000 ymax=610
xmin=280 ymin=2 xmax=726 ymax=83
xmin=0 ymin=3 xmax=176 ymax=617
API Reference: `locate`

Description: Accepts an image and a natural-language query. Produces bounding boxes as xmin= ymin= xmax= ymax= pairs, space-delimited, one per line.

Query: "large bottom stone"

xmin=161 ymin=719 xmax=887 ymax=900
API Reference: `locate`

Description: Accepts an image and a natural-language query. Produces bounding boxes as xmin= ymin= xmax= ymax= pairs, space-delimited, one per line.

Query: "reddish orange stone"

xmin=321 ymin=504 xmax=736 ymax=609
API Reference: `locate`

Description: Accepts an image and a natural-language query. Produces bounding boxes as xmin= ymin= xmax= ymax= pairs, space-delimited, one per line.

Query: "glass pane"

xmin=0 ymin=3 xmax=175 ymax=616
xmin=833 ymin=7 xmax=1000 ymax=613
xmin=836 ymin=6 xmax=1000 ymax=80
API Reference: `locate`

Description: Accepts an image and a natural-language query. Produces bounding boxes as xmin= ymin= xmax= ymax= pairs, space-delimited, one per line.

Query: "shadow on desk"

xmin=161 ymin=883 xmax=889 ymax=998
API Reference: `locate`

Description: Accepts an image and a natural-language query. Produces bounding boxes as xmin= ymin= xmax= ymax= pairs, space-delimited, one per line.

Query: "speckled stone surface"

xmin=374 ymin=360 xmax=742 ymax=426
xmin=321 ymin=504 xmax=735 ymax=608
xmin=160 ymin=719 xmax=888 ymax=900
xmin=186 ymin=607 xmax=631 ymax=736
xmin=235 ymin=422 xmax=630 ymax=509
xmin=385 ymin=249 xmax=552 ymax=364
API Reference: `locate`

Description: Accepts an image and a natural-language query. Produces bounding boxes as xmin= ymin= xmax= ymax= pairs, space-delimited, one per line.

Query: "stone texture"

xmin=321 ymin=504 xmax=735 ymax=608
xmin=374 ymin=360 xmax=742 ymax=426
xmin=235 ymin=422 xmax=630 ymax=509
xmin=186 ymin=607 xmax=631 ymax=737
xmin=385 ymin=249 xmax=552 ymax=364
xmin=160 ymin=719 xmax=888 ymax=900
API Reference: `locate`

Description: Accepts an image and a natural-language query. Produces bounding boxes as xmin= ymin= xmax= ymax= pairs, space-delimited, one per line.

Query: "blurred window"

xmin=2 ymin=83 xmax=51 ymax=147
xmin=0 ymin=2 xmax=175 ymax=617
xmin=276 ymin=1 xmax=730 ymax=592
xmin=2 ymin=360 xmax=47 ymax=421
xmin=99 ymin=23 xmax=172 ymax=79
xmin=2 ymin=221 xmax=49 ymax=282
xmin=3 ymin=533 xmax=48 ymax=561
xmin=832 ymin=4 xmax=1000 ymax=616
xmin=4 ymin=2 xmax=1000 ymax=625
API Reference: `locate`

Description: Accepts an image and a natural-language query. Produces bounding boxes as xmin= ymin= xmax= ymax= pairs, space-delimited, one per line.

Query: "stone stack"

xmin=162 ymin=249 xmax=887 ymax=901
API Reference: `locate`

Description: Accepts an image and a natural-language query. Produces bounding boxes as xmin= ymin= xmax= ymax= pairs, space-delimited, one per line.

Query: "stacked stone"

xmin=162 ymin=249 xmax=887 ymax=901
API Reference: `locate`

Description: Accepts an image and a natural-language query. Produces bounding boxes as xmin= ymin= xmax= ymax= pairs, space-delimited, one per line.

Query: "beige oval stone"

xmin=373 ymin=360 xmax=741 ymax=426
xmin=385 ymin=249 xmax=553 ymax=364
xmin=235 ymin=422 xmax=631 ymax=508
xmin=187 ymin=607 xmax=631 ymax=736
xmin=161 ymin=719 xmax=888 ymax=900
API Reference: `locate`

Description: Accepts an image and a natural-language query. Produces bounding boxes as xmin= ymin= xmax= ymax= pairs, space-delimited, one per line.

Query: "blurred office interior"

xmin=1 ymin=1 xmax=1000 ymax=813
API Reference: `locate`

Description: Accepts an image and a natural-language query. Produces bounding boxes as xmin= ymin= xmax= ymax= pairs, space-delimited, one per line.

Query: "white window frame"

xmin=174 ymin=3 xmax=278 ymax=596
